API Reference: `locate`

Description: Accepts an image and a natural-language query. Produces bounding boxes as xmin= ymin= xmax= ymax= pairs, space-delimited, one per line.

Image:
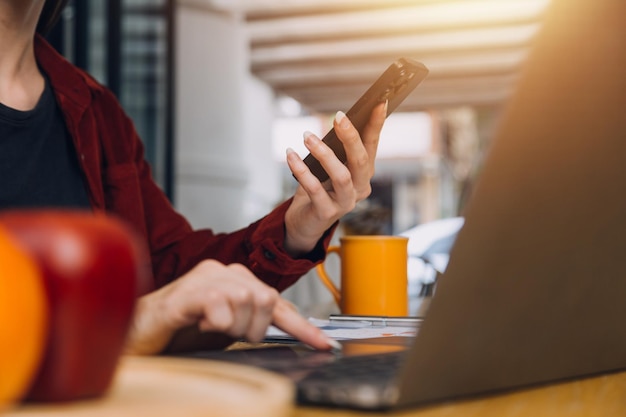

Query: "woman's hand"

xmin=284 ymin=101 xmax=387 ymax=256
xmin=125 ymin=260 xmax=338 ymax=355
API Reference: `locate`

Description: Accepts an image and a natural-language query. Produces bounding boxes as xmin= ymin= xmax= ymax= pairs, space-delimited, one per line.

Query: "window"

xmin=45 ymin=0 xmax=175 ymax=199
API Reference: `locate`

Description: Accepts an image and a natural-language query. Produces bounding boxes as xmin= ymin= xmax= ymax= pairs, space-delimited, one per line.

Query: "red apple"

xmin=0 ymin=210 xmax=150 ymax=402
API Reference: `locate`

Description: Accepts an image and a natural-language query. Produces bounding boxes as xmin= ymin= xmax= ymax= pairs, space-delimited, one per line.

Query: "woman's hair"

xmin=36 ymin=0 xmax=71 ymax=35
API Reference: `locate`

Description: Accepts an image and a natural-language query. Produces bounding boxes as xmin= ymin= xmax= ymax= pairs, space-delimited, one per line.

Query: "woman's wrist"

xmin=125 ymin=289 xmax=174 ymax=355
xmin=283 ymin=230 xmax=318 ymax=258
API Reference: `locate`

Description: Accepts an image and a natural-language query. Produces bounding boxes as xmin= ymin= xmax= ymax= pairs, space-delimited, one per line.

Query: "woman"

xmin=0 ymin=0 xmax=387 ymax=353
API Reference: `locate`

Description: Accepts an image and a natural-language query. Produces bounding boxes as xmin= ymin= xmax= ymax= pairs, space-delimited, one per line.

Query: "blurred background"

xmin=46 ymin=0 xmax=551 ymax=313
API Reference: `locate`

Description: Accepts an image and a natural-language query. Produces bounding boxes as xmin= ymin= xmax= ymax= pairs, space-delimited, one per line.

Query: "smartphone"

xmin=301 ymin=58 xmax=429 ymax=182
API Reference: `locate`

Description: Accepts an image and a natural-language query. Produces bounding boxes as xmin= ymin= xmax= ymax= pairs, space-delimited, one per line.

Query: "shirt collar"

xmin=34 ymin=34 xmax=93 ymax=121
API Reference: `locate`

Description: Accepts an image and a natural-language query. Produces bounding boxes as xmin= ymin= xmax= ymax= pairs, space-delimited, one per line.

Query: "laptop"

xmin=184 ymin=0 xmax=626 ymax=410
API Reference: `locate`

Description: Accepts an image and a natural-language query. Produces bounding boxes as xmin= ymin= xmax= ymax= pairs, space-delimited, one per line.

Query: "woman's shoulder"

xmin=35 ymin=35 xmax=116 ymax=103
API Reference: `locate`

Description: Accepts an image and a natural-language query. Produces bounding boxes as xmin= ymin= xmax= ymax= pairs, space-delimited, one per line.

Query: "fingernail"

xmin=327 ymin=338 xmax=343 ymax=351
xmin=303 ymin=130 xmax=317 ymax=141
xmin=286 ymin=147 xmax=296 ymax=156
xmin=335 ymin=111 xmax=349 ymax=128
xmin=383 ymin=99 xmax=389 ymax=114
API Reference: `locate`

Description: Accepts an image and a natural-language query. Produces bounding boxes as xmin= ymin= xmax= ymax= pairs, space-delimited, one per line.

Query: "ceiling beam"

xmin=247 ymin=0 xmax=549 ymax=45
xmin=237 ymin=0 xmax=551 ymax=113
xmin=252 ymin=49 xmax=528 ymax=87
xmin=250 ymin=24 xmax=540 ymax=67
xmin=241 ymin=0 xmax=548 ymax=20
xmin=292 ymin=87 xmax=513 ymax=113
xmin=277 ymin=74 xmax=520 ymax=113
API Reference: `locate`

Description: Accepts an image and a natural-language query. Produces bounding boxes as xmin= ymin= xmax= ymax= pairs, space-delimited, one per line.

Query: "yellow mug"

xmin=315 ymin=235 xmax=409 ymax=316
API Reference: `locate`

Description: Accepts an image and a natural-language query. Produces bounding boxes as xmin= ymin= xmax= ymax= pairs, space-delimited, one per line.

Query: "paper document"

xmin=265 ymin=317 xmax=419 ymax=342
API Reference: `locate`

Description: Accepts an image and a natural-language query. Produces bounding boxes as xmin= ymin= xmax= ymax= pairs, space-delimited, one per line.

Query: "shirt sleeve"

xmin=92 ymin=87 xmax=336 ymax=292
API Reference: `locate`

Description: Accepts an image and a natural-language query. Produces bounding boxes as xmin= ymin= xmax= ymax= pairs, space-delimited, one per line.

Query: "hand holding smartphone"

xmin=301 ymin=58 xmax=429 ymax=182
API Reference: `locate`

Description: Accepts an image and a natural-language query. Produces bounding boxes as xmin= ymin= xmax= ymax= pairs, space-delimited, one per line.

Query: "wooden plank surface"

xmin=5 ymin=356 xmax=294 ymax=417
xmin=294 ymin=370 xmax=626 ymax=417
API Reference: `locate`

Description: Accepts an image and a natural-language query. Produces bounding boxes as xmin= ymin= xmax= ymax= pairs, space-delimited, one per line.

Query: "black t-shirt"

xmin=0 ymin=78 xmax=91 ymax=210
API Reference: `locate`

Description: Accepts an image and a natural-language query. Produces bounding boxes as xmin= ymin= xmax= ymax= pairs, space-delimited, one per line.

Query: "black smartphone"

xmin=301 ymin=58 xmax=429 ymax=182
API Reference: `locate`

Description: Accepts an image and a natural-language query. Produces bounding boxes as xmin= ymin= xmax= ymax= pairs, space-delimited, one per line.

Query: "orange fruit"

xmin=0 ymin=225 xmax=48 ymax=407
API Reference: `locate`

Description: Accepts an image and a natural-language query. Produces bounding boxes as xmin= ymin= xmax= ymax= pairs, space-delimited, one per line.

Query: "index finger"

xmin=271 ymin=299 xmax=341 ymax=351
xmin=360 ymin=100 xmax=387 ymax=162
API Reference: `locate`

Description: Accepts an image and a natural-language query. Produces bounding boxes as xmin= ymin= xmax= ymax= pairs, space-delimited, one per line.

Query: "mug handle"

xmin=315 ymin=246 xmax=341 ymax=306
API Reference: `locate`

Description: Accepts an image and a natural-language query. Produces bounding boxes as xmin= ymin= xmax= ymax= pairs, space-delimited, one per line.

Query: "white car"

xmin=399 ymin=217 xmax=464 ymax=297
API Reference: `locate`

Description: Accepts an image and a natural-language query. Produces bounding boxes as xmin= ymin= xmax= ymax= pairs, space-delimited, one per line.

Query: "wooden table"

xmin=293 ymin=370 xmax=626 ymax=417
xmin=5 ymin=356 xmax=295 ymax=417
xmin=228 ymin=340 xmax=626 ymax=416
xmin=5 ymin=352 xmax=626 ymax=416
xmin=225 ymin=341 xmax=626 ymax=416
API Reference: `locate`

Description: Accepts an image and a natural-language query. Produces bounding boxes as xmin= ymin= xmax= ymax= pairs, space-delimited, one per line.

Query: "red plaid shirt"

xmin=35 ymin=35 xmax=332 ymax=293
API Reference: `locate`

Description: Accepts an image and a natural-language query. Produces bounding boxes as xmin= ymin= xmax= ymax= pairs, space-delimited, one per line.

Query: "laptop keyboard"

xmin=296 ymin=350 xmax=406 ymax=409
